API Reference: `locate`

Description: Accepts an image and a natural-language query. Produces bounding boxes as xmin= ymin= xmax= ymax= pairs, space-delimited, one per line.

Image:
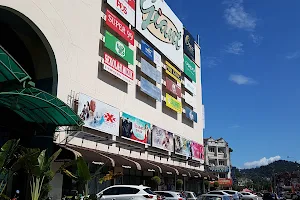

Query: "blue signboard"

xmin=141 ymin=58 xmax=161 ymax=84
xmin=185 ymin=106 xmax=198 ymax=122
xmin=183 ymin=28 xmax=196 ymax=61
xmin=140 ymin=77 xmax=161 ymax=102
xmin=141 ymin=40 xmax=154 ymax=61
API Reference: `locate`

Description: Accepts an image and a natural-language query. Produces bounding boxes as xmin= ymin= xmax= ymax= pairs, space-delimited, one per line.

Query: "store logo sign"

xmin=166 ymin=93 xmax=182 ymax=113
xmin=140 ymin=0 xmax=182 ymax=50
xmin=107 ymin=0 xmax=135 ymax=26
xmin=165 ymin=61 xmax=181 ymax=83
xmin=185 ymin=107 xmax=197 ymax=123
xmin=183 ymin=28 xmax=195 ymax=61
xmin=166 ymin=77 xmax=181 ymax=97
xmin=105 ymin=31 xmax=134 ymax=64
xmin=184 ymin=54 xmax=196 ymax=82
xmin=141 ymin=40 xmax=162 ymax=67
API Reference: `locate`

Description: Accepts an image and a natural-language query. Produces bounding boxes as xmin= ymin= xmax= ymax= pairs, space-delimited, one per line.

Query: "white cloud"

xmin=250 ymin=33 xmax=263 ymax=45
xmin=244 ymin=156 xmax=281 ymax=169
xmin=203 ymin=57 xmax=220 ymax=68
xmin=224 ymin=0 xmax=256 ymax=31
xmin=229 ymin=74 xmax=257 ymax=85
xmin=226 ymin=41 xmax=244 ymax=55
xmin=286 ymin=51 xmax=300 ymax=60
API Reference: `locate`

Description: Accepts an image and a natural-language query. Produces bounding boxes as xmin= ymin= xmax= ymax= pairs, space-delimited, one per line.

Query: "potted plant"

xmin=176 ymin=179 xmax=183 ymax=190
xmin=151 ymin=176 xmax=161 ymax=190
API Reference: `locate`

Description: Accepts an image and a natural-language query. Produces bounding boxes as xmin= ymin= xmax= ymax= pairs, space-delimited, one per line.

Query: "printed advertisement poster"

xmin=184 ymin=54 xmax=196 ymax=82
xmin=141 ymin=58 xmax=161 ymax=83
xmin=165 ymin=61 xmax=181 ymax=83
xmin=166 ymin=93 xmax=182 ymax=113
xmin=106 ymin=9 xmax=134 ymax=45
xmin=141 ymin=40 xmax=162 ymax=67
xmin=184 ymin=91 xmax=196 ymax=108
xmin=105 ymin=31 xmax=134 ymax=64
xmin=191 ymin=141 xmax=204 ymax=161
xmin=166 ymin=77 xmax=181 ymax=97
xmin=136 ymin=0 xmax=183 ymax=70
xmin=174 ymin=135 xmax=191 ymax=157
xmin=184 ymin=77 xmax=196 ymax=95
xmin=185 ymin=107 xmax=197 ymax=123
xmin=151 ymin=125 xmax=174 ymax=152
xmin=121 ymin=112 xmax=151 ymax=144
xmin=107 ymin=0 xmax=135 ymax=26
xmin=78 ymin=93 xmax=120 ymax=136
xmin=103 ymin=52 xmax=134 ymax=84
xmin=140 ymin=77 xmax=161 ymax=102
xmin=183 ymin=28 xmax=195 ymax=61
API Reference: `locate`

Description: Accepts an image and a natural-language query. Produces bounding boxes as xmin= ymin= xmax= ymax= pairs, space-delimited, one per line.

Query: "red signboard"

xmin=106 ymin=9 xmax=134 ymax=45
xmin=210 ymin=179 xmax=233 ymax=187
xmin=166 ymin=77 xmax=181 ymax=97
xmin=103 ymin=52 xmax=134 ymax=84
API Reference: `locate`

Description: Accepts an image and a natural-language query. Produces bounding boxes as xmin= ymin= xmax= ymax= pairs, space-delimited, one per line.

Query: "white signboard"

xmin=185 ymin=91 xmax=196 ymax=108
xmin=107 ymin=0 xmax=136 ymax=26
xmin=184 ymin=77 xmax=196 ymax=95
xmin=136 ymin=0 xmax=183 ymax=70
xmin=77 ymin=93 xmax=120 ymax=136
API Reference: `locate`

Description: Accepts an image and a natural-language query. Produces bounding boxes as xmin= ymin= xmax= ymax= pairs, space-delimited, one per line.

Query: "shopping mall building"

xmin=0 ymin=0 xmax=211 ymax=198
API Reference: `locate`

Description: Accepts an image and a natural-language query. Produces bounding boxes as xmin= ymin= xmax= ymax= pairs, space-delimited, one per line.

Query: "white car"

xmin=97 ymin=185 xmax=157 ymax=200
xmin=239 ymin=192 xmax=258 ymax=200
xmin=222 ymin=190 xmax=241 ymax=200
xmin=207 ymin=191 xmax=232 ymax=197
xmin=154 ymin=191 xmax=185 ymax=200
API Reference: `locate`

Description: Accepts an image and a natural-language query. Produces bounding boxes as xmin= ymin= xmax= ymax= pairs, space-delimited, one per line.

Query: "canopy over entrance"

xmin=0 ymin=87 xmax=83 ymax=126
xmin=0 ymin=45 xmax=31 ymax=85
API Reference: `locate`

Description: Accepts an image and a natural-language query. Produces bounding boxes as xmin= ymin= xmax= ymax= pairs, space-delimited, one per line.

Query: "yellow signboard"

xmin=165 ymin=61 xmax=181 ymax=83
xmin=166 ymin=93 xmax=182 ymax=113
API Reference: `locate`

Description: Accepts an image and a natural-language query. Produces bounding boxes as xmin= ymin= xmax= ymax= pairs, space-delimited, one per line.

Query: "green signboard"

xmin=105 ymin=31 xmax=134 ymax=65
xmin=184 ymin=54 xmax=196 ymax=82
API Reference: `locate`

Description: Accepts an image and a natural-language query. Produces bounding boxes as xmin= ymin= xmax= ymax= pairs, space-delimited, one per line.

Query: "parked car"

xmin=183 ymin=191 xmax=197 ymax=200
xmin=222 ymin=190 xmax=241 ymax=200
xmin=199 ymin=194 xmax=232 ymax=200
xmin=155 ymin=191 xmax=186 ymax=200
xmin=206 ymin=191 xmax=232 ymax=199
xmin=96 ymin=185 xmax=157 ymax=200
xmin=240 ymin=192 xmax=258 ymax=200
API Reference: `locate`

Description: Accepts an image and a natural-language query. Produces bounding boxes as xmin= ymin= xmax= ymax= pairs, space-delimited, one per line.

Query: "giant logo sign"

xmin=136 ymin=0 xmax=184 ymax=70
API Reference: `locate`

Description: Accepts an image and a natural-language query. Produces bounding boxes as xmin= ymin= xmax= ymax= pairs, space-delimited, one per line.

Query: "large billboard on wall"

xmin=184 ymin=54 xmax=196 ymax=83
xmin=174 ymin=135 xmax=191 ymax=157
xmin=103 ymin=52 xmax=134 ymax=84
xmin=165 ymin=61 xmax=181 ymax=83
xmin=121 ymin=112 xmax=151 ymax=144
xmin=106 ymin=9 xmax=135 ymax=45
xmin=107 ymin=0 xmax=135 ymax=26
xmin=184 ymin=107 xmax=197 ymax=123
xmin=141 ymin=58 xmax=161 ymax=83
xmin=165 ymin=77 xmax=181 ymax=97
xmin=105 ymin=31 xmax=134 ymax=64
xmin=166 ymin=93 xmax=182 ymax=113
xmin=136 ymin=0 xmax=184 ymax=70
xmin=78 ymin=93 xmax=120 ymax=136
xmin=141 ymin=40 xmax=162 ymax=67
xmin=151 ymin=125 xmax=174 ymax=152
xmin=191 ymin=141 xmax=204 ymax=161
xmin=184 ymin=91 xmax=196 ymax=108
xmin=140 ymin=77 xmax=161 ymax=101
xmin=183 ymin=28 xmax=196 ymax=61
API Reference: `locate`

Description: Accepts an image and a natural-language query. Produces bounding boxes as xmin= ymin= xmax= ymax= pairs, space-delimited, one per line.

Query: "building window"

xmin=219 ymin=160 xmax=225 ymax=165
xmin=218 ymin=148 xmax=224 ymax=153
xmin=219 ymin=173 xmax=226 ymax=178
xmin=209 ymin=147 xmax=215 ymax=152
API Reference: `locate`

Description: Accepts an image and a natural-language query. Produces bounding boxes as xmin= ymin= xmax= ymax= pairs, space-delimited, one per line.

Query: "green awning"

xmin=0 ymin=45 xmax=31 ymax=84
xmin=0 ymin=87 xmax=84 ymax=126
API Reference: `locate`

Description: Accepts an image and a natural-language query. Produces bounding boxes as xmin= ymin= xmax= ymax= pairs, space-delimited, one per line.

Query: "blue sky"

xmin=166 ymin=0 xmax=300 ymax=168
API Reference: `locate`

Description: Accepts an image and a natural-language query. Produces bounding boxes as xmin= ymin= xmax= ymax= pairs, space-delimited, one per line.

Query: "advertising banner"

xmin=141 ymin=58 xmax=161 ymax=83
xmin=121 ymin=112 xmax=151 ymax=144
xmin=184 ymin=91 xmax=196 ymax=108
xmin=103 ymin=52 xmax=134 ymax=84
xmin=140 ymin=40 xmax=162 ymax=67
xmin=208 ymin=166 xmax=230 ymax=173
xmin=140 ymin=77 xmax=161 ymax=101
xmin=210 ymin=179 xmax=233 ymax=187
xmin=106 ymin=9 xmax=134 ymax=45
xmin=184 ymin=54 xmax=196 ymax=82
xmin=165 ymin=77 xmax=181 ymax=97
xmin=107 ymin=0 xmax=135 ymax=26
xmin=174 ymin=135 xmax=191 ymax=157
xmin=165 ymin=93 xmax=182 ymax=113
xmin=183 ymin=28 xmax=195 ymax=61
xmin=136 ymin=0 xmax=184 ymax=70
xmin=184 ymin=77 xmax=196 ymax=95
xmin=105 ymin=31 xmax=134 ymax=64
xmin=78 ymin=93 xmax=120 ymax=136
xmin=151 ymin=125 xmax=174 ymax=152
xmin=165 ymin=61 xmax=181 ymax=83
xmin=184 ymin=106 xmax=197 ymax=123
xmin=191 ymin=141 xmax=204 ymax=161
